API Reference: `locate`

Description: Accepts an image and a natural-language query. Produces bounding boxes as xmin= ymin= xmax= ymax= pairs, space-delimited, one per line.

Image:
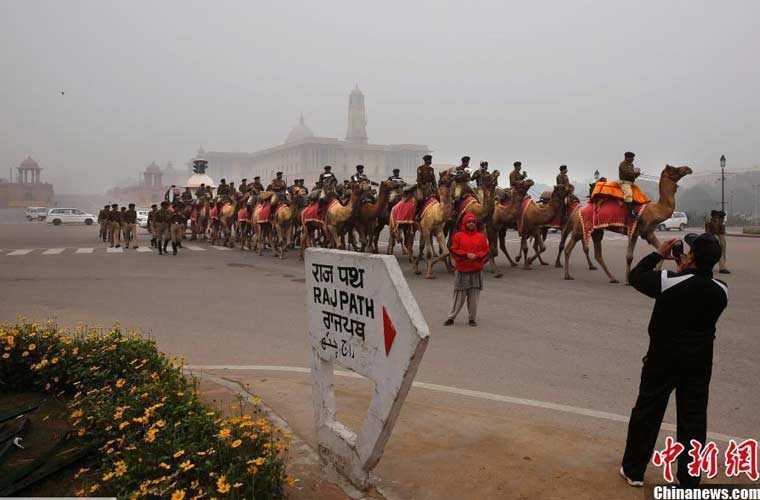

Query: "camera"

xmin=672 ymin=240 xmax=684 ymax=260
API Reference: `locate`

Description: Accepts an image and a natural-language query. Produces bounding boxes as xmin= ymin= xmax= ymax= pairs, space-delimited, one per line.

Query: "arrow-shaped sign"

xmin=382 ymin=306 xmax=396 ymax=356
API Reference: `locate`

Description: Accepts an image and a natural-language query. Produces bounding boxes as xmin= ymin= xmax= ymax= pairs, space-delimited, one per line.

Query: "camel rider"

xmin=414 ymin=154 xmax=437 ymax=221
xmin=195 ymin=183 xmax=209 ymax=200
xmin=229 ymin=182 xmax=237 ymax=197
xmin=267 ymin=172 xmax=288 ymax=219
xmin=509 ymin=161 xmax=526 ymax=187
xmin=557 ymin=165 xmax=571 ymax=188
xmin=451 ymin=156 xmax=473 ymax=202
xmin=217 ymin=178 xmax=231 ymax=198
xmin=471 ymin=161 xmax=489 ymax=201
xmin=351 ymin=164 xmax=378 ymax=202
xmin=165 ymin=184 xmax=181 ymax=202
xmin=388 ymin=168 xmax=405 ymax=185
xmin=180 ymin=187 xmax=193 ymax=203
xmin=317 ymin=165 xmax=338 ymax=204
xmin=618 ymin=151 xmax=640 ymax=219
xmin=147 ymin=204 xmax=158 ymax=247
xmin=251 ymin=176 xmax=265 ymax=194
xmin=297 ymin=179 xmax=309 ymax=194
xmin=239 ymin=178 xmax=249 ymax=195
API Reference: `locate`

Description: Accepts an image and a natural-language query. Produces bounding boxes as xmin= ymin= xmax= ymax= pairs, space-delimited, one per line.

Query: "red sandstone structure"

xmin=0 ymin=157 xmax=55 ymax=208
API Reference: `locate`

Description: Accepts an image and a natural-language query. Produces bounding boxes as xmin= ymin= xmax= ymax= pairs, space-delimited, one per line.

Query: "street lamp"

xmin=720 ymin=155 xmax=726 ymax=213
xmin=593 ymin=169 xmax=600 ymax=181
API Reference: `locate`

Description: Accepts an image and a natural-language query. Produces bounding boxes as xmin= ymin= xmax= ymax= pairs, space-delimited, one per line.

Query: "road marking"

xmin=75 ymin=248 xmax=94 ymax=254
xmin=184 ymin=244 xmax=206 ymax=251
xmin=211 ymin=246 xmax=231 ymax=251
xmin=136 ymin=247 xmax=152 ymax=253
xmin=42 ymin=248 xmax=65 ymax=255
xmin=7 ymin=249 xmax=34 ymax=256
xmin=185 ymin=364 xmax=745 ymax=444
xmin=106 ymin=247 xmax=123 ymax=253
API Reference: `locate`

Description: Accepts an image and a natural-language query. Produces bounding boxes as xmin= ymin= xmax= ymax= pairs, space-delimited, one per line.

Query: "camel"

xmin=387 ymin=192 xmax=417 ymax=262
xmin=562 ymin=165 xmax=692 ymax=283
xmin=355 ymin=181 xmax=392 ymax=253
xmin=373 ymin=183 xmax=404 ymax=254
xmin=252 ymin=196 xmax=277 ymax=256
xmin=485 ymin=179 xmax=534 ymax=276
xmin=413 ymin=171 xmax=454 ymax=279
xmin=326 ymin=183 xmax=364 ymax=249
xmin=516 ymin=184 xmax=570 ymax=269
xmin=218 ymin=199 xmax=237 ymax=247
xmin=273 ymin=192 xmax=305 ymax=259
xmin=190 ymin=198 xmax=210 ymax=241
xmin=459 ymin=170 xmax=499 ymax=227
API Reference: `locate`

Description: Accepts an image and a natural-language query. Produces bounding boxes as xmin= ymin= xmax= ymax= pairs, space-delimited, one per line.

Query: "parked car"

xmin=25 ymin=207 xmax=48 ymax=221
xmin=46 ymin=208 xmax=97 ymax=226
xmin=137 ymin=209 xmax=150 ymax=228
xmin=658 ymin=211 xmax=688 ymax=231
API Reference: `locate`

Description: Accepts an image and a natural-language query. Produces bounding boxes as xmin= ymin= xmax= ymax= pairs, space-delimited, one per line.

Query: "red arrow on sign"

xmin=382 ymin=306 xmax=397 ymax=356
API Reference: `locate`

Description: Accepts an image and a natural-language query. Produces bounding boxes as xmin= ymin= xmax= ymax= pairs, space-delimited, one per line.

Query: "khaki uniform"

xmin=267 ymin=178 xmax=287 ymax=205
xmin=169 ymin=212 xmax=185 ymax=243
xmin=123 ymin=209 xmax=138 ymax=246
xmin=556 ymin=172 xmax=570 ymax=187
xmin=416 ymin=164 xmax=437 ymax=200
xmin=154 ymin=208 xmax=172 ymax=243
xmin=147 ymin=209 xmax=158 ymax=241
xmin=509 ymin=169 xmax=526 ymax=187
xmin=108 ymin=210 xmax=122 ymax=246
xmin=251 ymin=181 xmax=265 ymax=194
xmin=98 ymin=209 xmax=109 ymax=241
xmin=618 ymin=160 xmax=640 ymax=203
xmin=217 ymin=183 xmax=231 ymax=197
xmin=705 ymin=217 xmax=728 ymax=271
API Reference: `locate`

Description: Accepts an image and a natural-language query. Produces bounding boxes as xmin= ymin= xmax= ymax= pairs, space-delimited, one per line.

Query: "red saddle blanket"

xmin=591 ymin=182 xmax=650 ymax=204
xmin=419 ymin=196 xmax=439 ymax=220
xmin=454 ymin=195 xmax=478 ymax=225
xmin=190 ymin=207 xmax=197 ymax=222
xmin=210 ymin=206 xmax=218 ymax=220
xmin=546 ymin=199 xmax=580 ymax=229
xmin=256 ymin=202 xmax=271 ymax=222
xmin=237 ymin=207 xmax=248 ymax=222
xmin=391 ymin=198 xmax=416 ymax=225
xmin=516 ymin=197 xmax=534 ymax=235
xmin=302 ymin=200 xmax=337 ymax=225
xmin=579 ymin=199 xmax=647 ymax=244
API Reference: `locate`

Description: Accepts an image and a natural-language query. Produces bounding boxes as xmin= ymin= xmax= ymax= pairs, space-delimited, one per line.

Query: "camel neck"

xmin=656 ymin=176 xmax=676 ymax=211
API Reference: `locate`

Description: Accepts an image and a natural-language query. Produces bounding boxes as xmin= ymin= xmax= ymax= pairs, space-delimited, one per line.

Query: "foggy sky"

xmin=2 ymin=0 xmax=759 ymax=193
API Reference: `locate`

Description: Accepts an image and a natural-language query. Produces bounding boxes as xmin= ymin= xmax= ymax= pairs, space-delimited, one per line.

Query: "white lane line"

xmin=42 ymin=248 xmax=65 ymax=255
xmin=210 ymin=246 xmax=231 ymax=251
xmin=185 ymin=364 xmax=745 ymax=444
xmin=75 ymin=248 xmax=94 ymax=254
xmin=106 ymin=247 xmax=123 ymax=253
xmin=7 ymin=249 xmax=34 ymax=256
xmin=184 ymin=244 xmax=206 ymax=251
xmin=136 ymin=247 xmax=152 ymax=253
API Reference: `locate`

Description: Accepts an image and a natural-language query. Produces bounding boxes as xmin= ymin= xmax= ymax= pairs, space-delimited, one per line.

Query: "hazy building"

xmin=0 ymin=156 xmax=55 ymax=208
xmin=194 ymin=86 xmax=430 ymax=186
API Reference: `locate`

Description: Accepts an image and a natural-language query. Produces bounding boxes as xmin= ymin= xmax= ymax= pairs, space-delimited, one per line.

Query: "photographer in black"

xmin=620 ymin=233 xmax=728 ymax=488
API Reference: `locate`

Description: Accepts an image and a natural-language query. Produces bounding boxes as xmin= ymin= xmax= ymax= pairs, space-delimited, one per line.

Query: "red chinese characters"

xmin=652 ymin=436 xmax=685 ymax=483
xmin=725 ymin=439 xmax=759 ymax=481
xmin=687 ymin=440 xmax=719 ymax=479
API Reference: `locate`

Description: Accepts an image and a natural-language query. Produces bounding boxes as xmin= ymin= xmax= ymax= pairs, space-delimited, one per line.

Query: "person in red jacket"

xmin=444 ymin=213 xmax=491 ymax=326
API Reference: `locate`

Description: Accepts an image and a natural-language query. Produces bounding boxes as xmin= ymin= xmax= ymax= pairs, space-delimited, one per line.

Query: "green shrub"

xmin=742 ymin=226 xmax=760 ymax=235
xmin=0 ymin=320 xmax=289 ymax=499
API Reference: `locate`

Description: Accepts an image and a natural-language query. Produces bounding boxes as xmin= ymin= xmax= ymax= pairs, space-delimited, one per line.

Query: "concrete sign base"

xmin=306 ymin=248 xmax=429 ymax=489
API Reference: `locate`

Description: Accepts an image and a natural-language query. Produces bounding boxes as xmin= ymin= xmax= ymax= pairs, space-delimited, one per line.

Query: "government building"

xmin=192 ymin=86 xmax=430 ymax=187
xmin=0 ymin=156 xmax=55 ymax=208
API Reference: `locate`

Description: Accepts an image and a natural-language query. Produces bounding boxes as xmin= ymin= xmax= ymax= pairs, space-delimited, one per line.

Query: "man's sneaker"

xmin=468 ymin=319 xmax=477 ymax=327
xmin=719 ymin=269 xmax=731 ymax=274
xmin=115 ymin=244 xmax=121 ymax=248
xmin=619 ymin=466 xmax=643 ymax=487
xmin=443 ymin=319 xmax=454 ymax=326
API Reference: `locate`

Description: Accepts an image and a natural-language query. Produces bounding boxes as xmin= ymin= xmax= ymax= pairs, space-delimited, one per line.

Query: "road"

xmin=1 ymin=214 xmax=758 ymax=494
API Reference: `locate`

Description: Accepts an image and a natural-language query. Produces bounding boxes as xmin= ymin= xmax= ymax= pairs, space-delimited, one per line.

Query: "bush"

xmin=743 ymin=227 xmax=760 ymax=235
xmin=0 ymin=320 xmax=289 ymax=499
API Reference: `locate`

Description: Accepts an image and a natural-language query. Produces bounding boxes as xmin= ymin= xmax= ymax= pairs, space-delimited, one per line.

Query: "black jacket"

xmin=630 ymin=253 xmax=728 ymax=347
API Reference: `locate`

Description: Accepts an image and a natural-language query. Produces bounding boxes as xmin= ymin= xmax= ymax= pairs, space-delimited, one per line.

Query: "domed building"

xmin=192 ymin=86 xmax=430 ymax=187
xmin=0 ymin=156 xmax=55 ymax=208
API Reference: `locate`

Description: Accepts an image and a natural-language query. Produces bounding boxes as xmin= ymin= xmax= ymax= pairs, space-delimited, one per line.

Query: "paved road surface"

xmin=1 ymin=220 xmax=757 ymax=445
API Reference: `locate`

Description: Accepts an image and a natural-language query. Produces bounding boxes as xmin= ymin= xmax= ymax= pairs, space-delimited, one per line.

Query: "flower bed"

xmin=0 ymin=320 xmax=289 ymax=499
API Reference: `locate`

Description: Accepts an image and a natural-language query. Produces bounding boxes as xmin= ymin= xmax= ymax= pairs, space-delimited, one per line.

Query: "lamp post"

xmin=720 ymin=155 xmax=726 ymax=213
xmin=593 ymin=169 xmax=600 ymax=181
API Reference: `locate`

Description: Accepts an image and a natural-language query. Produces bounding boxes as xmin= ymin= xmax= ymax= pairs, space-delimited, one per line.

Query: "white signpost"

xmin=305 ymin=248 xmax=430 ymax=489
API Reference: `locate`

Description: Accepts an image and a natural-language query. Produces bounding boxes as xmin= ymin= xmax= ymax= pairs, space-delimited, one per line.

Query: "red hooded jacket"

xmin=449 ymin=213 xmax=490 ymax=272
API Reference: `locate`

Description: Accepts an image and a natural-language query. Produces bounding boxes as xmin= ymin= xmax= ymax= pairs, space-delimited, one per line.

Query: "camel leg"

xmin=433 ymin=229 xmax=453 ymax=274
xmin=498 ymin=227 xmax=517 ymax=267
xmin=413 ymin=229 xmax=426 ymax=275
xmin=591 ymin=231 xmax=618 ymax=283
xmin=520 ymin=235 xmax=532 ymax=270
xmin=424 ymin=231 xmax=438 ymax=279
xmin=563 ymin=233 xmax=579 ymax=280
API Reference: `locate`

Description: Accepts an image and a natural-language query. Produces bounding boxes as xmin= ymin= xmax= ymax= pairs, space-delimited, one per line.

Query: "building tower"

xmin=17 ymin=156 xmax=42 ymax=184
xmin=345 ymin=85 xmax=368 ymax=144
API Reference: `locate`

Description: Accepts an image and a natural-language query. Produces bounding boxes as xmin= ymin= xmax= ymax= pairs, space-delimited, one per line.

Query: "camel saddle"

xmin=419 ymin=196 xmax=439 ymax=221
xmin=590 ymin=182 xmax=650 ymax=204
xmin=390 ymin=197 xmax=416 ymax=226
xmin=546 ymin=198 xmax=581 ymax=229
xmin=579 ymin=199 xmax=648 ymax=244
xmin=302 ymin=199 xmax=338 ymax=227
xmin=515 ymin=196 xmax=533 ymax=235
xmin=256 ymin=201 xmax=272 ymax=223
xmin=454 ymin=195 xmax=478 ymax=225
xmin=190 ymin=206 xmax=198 ymax=222
xmin=237 ymin=207 xmax=249 ymax=223
xmin=210 ymin=205 xmax=219 ymax=220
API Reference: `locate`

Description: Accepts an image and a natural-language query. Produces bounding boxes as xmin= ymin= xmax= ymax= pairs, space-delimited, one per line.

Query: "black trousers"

xmin=622 ymin=341 xmax=713 ymax=486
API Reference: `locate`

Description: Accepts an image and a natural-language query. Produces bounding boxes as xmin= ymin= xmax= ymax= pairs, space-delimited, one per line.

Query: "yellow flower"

xmin=89 ymin=484 xmax=100 ymax=493
xmin=159 ymin=462 xmax=171 ymax=470
xmin=179 ymin=460 xmax=195 ymax=472
xmin=247 ymin=457 xmax=266 ymax=467
xmin=119 ymin=421 xmax=130 ymax=430
xmin=102 ymin=471 xmax=115 ymax=482
xmin=51 ymin=357 xmax=58 ymax=364
xmin=230 ymin=439 xmax=242 ymax=448
xmin=154 ymin=419 xmax=166 ymax=428
xmin=216 ymin=475 xmax=231 ymax=494
xmin=144 ymin=428 xmax=158 ymax=443
xmin=233 ymin=482 xmax=243 ymax=488
xmin=70 ymin=409 xmax=84 ymax=419
xmin=217 ymin=428 xmax=232 ymax=439
xmin=115 ymin=378 xmax=126 ymax=388
xmin=74 ymin=467 xmax=89 ymax=479
xmin=286 ymin=476 xmax=297 ymax=487
xmin=2 ymin=353 xmax=9 ymax=359
xmin=171 ymin=490 xmax=186 ymax=500
xmin=114 ymin=460 xmax=127 ymax=477
xmin=173 ymin=450 xmax=185 ymax=459
xmin=21 ymin=351 xmax=29 ymax=357
xmin=77 ymin=427 xmax=86 ymax=436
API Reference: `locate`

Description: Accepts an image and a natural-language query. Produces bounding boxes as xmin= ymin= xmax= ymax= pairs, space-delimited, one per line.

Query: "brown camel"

xmin=485 ymin=179 xmax=534 ymax=276
xmin=516 ymin=184 xmax=570 ymax=269
xmin=355 ymin=181 xmax=392 ymax=253
xmin=219 ymin=199 xmax=237 ymax=247
xmin=459 ymin=170 xmax=499 ymax=227
xmin=273 ymin=193 xmax=305 ymax=259
xmin=326 ymin=183 xmax=364 ymax=250
xmin=562 ymin=165 xmax=692 ymax=283
xmin=252 ymin=197 xmax=277 ymax=256
xmin=413 ymin=171 xmax=454 ymax=279
xmin=191 ymin=198 xmax=211 ymax=241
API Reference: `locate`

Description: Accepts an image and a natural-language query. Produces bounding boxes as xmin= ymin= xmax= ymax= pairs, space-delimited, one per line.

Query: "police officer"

xmin=154 ymin=201 xmax=172 ymax=255
xmin=414 ymin=154 xmax=437 ymax=220
xmin=509 ymin=162 xmax=526 ymax=187
xmin=317 ymin=165 xmax=338 ymax=204
xmin=471 ymin=161 xmax=489 ymax=187
xmin=452 ymin=156 xmax=473 ymax=201
xmin=557 ymin=165 xmax=571 ymax=188
xmin=387 ymin=168 xmax=405 ymax=184
xmin=147 ymin=204 xmax=158 ymax=247
xmin=239 ymin=178 xmax=249 ymax=195
xmin=98 ymin=204 xmax=110 ymax=242
xmin=108 ymin=203 xmax=122 ymax=248
xmin=217 ymin=178 xmax=231 ymax=197
xmin=169 ymin=203 xmax=186 ymax=255
xmin=195 ymin=183 xmax=209 ymax=200
xmin=618 ymin=152 xmax=640 ymax=219
xmin=251 ymin=176 xmax=265 ymax=194
xmin=297 ymin=179 xmax=309 ymax=194
xmin=181 ymin=187 xmax=193 ymax=203
xmin=123 ymin=203 xmax=138 ymax=249
xmin=267 ymin=172 xmax=287 ymax=217
xmin=705 ymin=210 xmax=730 ymax=274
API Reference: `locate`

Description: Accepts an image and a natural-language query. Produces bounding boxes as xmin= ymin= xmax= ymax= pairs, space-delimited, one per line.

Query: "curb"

xmin=184 ymin=368 xmax=390 ymax=500
xmin=726 ymin=233 xmax=760 ymax=238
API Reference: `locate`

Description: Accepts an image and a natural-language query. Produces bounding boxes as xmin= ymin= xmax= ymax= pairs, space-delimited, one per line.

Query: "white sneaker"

xmin=619 ymin=466 xmax=644 ymax=487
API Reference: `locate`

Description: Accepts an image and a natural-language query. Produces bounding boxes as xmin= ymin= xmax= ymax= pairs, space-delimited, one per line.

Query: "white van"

xmin=25 ymin=207 xmax=48 ymax=221
xmin=46 ymin=208 xmax=97 ymax=226
xmin=658 ymin=211 xmax=688 ymax=231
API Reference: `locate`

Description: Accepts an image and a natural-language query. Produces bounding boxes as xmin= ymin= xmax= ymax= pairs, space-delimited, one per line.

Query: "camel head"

xmin=482 ymin=170 xmax=499 ymax=189
xmin=514 ymin=178 xmax=535 ymax=197
xmin=438 ymin=170 xmax=453 ymax=187
xmin=378 ymin=180 xmax=393 ymax=193
xmin=552 ymin=183 xmax=570 ymax=200
xmin=661 ymin=165 xmax=693 ymax=184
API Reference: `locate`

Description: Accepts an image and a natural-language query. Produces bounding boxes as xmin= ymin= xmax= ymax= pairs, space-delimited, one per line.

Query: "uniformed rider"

xmin=317 ymin=165 xmax=338 ymax=205
xmin=618 ymin=151 xmax=640 ymax=219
